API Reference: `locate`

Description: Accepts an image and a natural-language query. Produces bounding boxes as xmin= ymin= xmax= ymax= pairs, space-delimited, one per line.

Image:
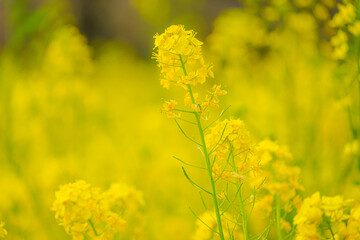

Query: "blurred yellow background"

xmin=0 ymin=0 xmax=359 ymax=239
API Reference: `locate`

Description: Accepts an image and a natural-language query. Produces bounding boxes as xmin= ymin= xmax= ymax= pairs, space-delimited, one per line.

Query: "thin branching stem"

xmin=189 ymin=207 xmax=220 ymax=235
xmin=88 ymin=219 xmax=99 ymax=236
xmin=199 ymin=192 xmax=218 ymax=223
xmin=203 ymin=105 xmax=231 ymax=131
xmin=174 ymin=119 xmax=202 ymax=146
xmin=182 ymin=167 xmax=212 ymax=195
xmin=221 ymin=186 xmax=241 ymax=216
xmin=327 ymin=220 xmax=335 ymax=240
xmin=230 ymin=148 xmax=249 ymax=240
xmin=173 ymin=156 xmax=206 ymax=170
xmin=208 ymin=124 xmax=228 ymax=155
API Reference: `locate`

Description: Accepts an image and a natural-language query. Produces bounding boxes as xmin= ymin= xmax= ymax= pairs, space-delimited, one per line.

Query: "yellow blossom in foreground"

xmin=336 ymin=205 xmax=360 ymax=239
xmin=321 ymin=195 xmax=353 ymax=222
xmin=51 ymin=180 xmax=127 ymax=240
xmin=0 ymin=221 xmax=7 ymax=238
xmin=294 ymin=192 xmax=356 ymax=239
xmin=294 ymin=192 xmax=323 ymax=240
xmin=346 ymin=205 xmax=360 ymax=239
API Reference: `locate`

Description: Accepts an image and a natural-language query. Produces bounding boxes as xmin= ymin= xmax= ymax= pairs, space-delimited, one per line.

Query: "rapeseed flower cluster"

xmin=330 ymin=2 xmax=360 ymax=59
xmin=153 ymin=25 xmax=213 ymax=90
xmin=52 ymin=180 xmax=143 ymax=240
xmin=338 ymin=205 xmax=360 ymax=239
xmin=294 ymin=192 xmax=355 ymax=239
xmin=205 ymin=119 xmax=256 ymax=183
xmin=254 ymin=139 xmax=303 ymax=212
xmin=153 ymin=25 xmax=219 ymax=119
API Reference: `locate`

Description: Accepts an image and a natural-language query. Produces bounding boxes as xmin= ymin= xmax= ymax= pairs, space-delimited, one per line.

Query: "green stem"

xmin=275 ymin=195 xmax=283 ymax=240
xmin=327 ymin=220 xmax=335 ymax=240
xmin=179 ymin=54 xmax=226 ymax=240
xmin=88 ymin=219 xmax=99 ymax=236
xmin=230 ymin=152 xmax=249 ymax=240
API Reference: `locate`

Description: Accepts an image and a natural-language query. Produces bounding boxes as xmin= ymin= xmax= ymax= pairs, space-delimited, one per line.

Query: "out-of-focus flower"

xmin=330 ymin=3 xmax=356 ymax=27
xmin=193 ymin=212 xmax=243 ymax=240
xmin=330 ymin=30 xmax=348 ymax=60
xmin=0 ymin=221 xmax=7 ymax=238
xmin=349 ymin=21 xmax=360 ymax=36
xmin=52 ymin=180 xmax=127 ymax=240
xmin=294 ymin=192 xmax=355 ymax=239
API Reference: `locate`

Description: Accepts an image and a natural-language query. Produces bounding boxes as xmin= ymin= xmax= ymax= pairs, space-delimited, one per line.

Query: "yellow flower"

xmin=294 ymin=192 xmax=323 ymax=226
xmin=184 ymin=92 xmax=201 ymax=112
xmin=330 ymin=3 xmax=356 ymax=27
xmin=295 ymin=224 xmax=320 ymax=240
xmin=281 ymin=219 xmax=292 ymax=233
xmin=330 ymin=30 xmax=348 ymax=60
xmin=294 ymin=192 xmax=323 ymax=232
xmin=294 ymin=192 xmax=356 ymax=239
xmin=52 ymin=180 xmax=98 ymax=237
xmin=254 ymin=195 xmax=274 ymax=217
xmin=52 ymin=180 xmax=128 ymax=240
xmin=202 ymin=85 xmax=227 ymax=109
xmin=321 ymin=195 xmax=352 ymax=222
xmin=0 ymin=221 xmax=7 ymax=238
xmin=153 ymin=25 xmax=213 ymax=89
xmin=349 ymin=21 xmax=360 ymax=36
xmin=252 ymin=138 xmax=302 ymax=216
xmin=193 ymin=212 xmax=243 ymax=240
xmin=162 ymin=100 xmax=179 ymax=118
xmin=347 ymin=205 xmax=360 ymax=239
xmin=334 ymin=205 xmax=360 ymax=239
xmin=206 ymin=118 xmax=253 ymax=163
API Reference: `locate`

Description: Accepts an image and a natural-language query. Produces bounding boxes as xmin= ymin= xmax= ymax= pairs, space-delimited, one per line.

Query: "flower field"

xmin=0 ymin=0 xmax=360 ymax=239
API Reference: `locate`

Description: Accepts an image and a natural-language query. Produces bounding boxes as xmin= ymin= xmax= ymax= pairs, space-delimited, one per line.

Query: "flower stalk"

xmin=179 ymin=54 xmax=226 ymax=240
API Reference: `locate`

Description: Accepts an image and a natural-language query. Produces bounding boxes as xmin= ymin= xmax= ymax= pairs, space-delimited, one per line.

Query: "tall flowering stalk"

xmin=153 ymin=25 xmax=226 ymax=240
xmin=153 ymin=25 xmax=265 ymax=240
